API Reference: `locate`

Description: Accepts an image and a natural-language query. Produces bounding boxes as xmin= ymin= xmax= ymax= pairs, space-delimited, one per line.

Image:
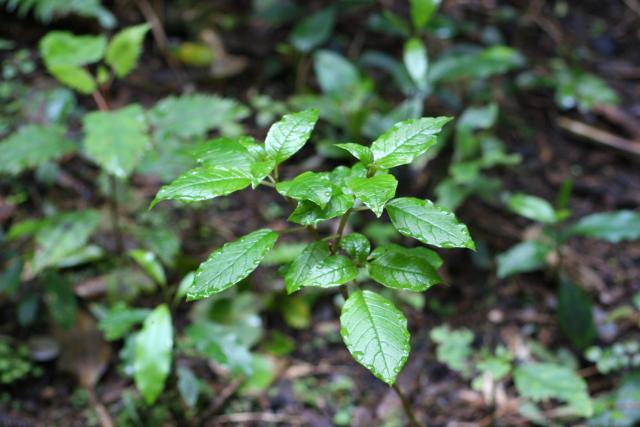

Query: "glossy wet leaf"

xmin=349 ymin=173 xmax=398 ymax=217
xmin=514 ymin=363 xmax=593 ymax=417
xmin=276 ymin=171 xmax=333 ymax=208
xmin=334 ymin=143 xmax=373 ymax=165
xmin=134 ymin=304 xmax=173 ymax=404
xmin=297 ymin=255 xmax=358 ymax=289
xmin=368 ymin=244 xmax=442 ymax=292
xmin=285 ymin=241 xmax=330 ymax=294
xmin=264 ymin=109 xmax=319 ymax=164
xmin=288 ymin=194 xmax=353 ymax=226
xmin=129 ymin=249 xmax=166 ymax=286
xmin=0 ymin=124 xmax=74 ymax=175
xmin=314 ymin=50 xmax=361 ymax=95
xmin=496 ymin=240 xmax=551 ymax=278
xmin=340 ymin=290 xmax=410 ymax=385
xmin=189 ymin=229 xmax=278 ymax=300
xmin=507 ymin=193 xmax=557 ymax=224
xmin=105 ymin=23 xmax=150 ymax=77
xmin=340 ymin=233 xmax=370 ymax=264
xmin=386 ymin=197 xmax=475 ymax=249
xmin=569 ymin=211 xmax=640 ymax=243
xmin=370 ymin=117 xmax=451 ymax=169
xmin=83 ymin=104 xmax=150 ymax=177
xmin=151 ymin=166 xmax=251 ymax=207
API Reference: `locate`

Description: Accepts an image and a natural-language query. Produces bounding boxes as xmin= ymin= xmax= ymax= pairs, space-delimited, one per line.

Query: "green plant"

xmin=151 ymin=110 xmax=475 ymax=424
xmin=0 ymin=337 xmax=42 ymax=384
xmin=496 ymin=190 xmax=640 ymax=350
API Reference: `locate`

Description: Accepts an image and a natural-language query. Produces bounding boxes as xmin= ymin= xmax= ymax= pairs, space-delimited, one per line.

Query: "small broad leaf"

xmin=151 ymin=166 xmax=251 ymax=207
xmin=0 ymin=124 xmax=74 ymax=175
xmin=288 ymin=194 xmax=353 ymax=226
xmin=370 ymin=117 xmax=451 ymax=169
xmin=569 ymin=211 xmax=640 ymax=243
xmin=340 ymin=290 xmax=410 ymax=385
xmin=334 ymin=143 xmax=373 ymax=165
xmin=83 ymin=104 xmax=150 ymax=177
xmin=496 ymin=240 xmax=551 ymax=278
xmin=40 ymin=31 xmax=106 ymax=67
xmin=289 ymin=7 xmax=335 ymax=53
xmin=514 ymin=363 xmax=593 ymax=417
xmin=97 ymin=305 xmax=151 ymax=341
xmin=177 ymin=366 xmax=200 ymax=409
xmin=429 ymin=45 xmax=524 ymax=84
xmin=558 ymin=277 xmax=596 ymax=350
xmin=410 ymin=0 xmax=441 ymax=29
xmin=340 ymin=233 xmax=370 ymax=264
xmin=349 ymin=173 xmax=398 ymax=217
xmin=386 ymin=197 xmax=475 ymax=249
xmin=189 ymin=229 xmax=278 ymax=300
xmin=129 ymin=249 xmax=166 ymax=286
xmin=285 ymin=241 xmax=330 ymax=294
xmin=297 ymin=255 xmax=357 ymax=289
xmin=403 ymin=38 xmax=428 ymax=87
xmin=430 ymin=325 xmax=474 ymax=374
xmin=149 ymin=94 xmax=249 ymax=140
xmin=265 ymin=109 xmax=319 ymax=164
xmin=193 ymin=136 xmax=258 ymax=170
xmin=368 ymin=243 xmax=442 ymax=292
xmin=48 ymin=65 xmax=97 ymax=94
xmin=105 ymin=23 xmax=150 ymax=77
xmin=507 ymin=193 xmax=557 ymax=224
xmin=313 ymin=50 xmax=361 ymax=96
xmin=276 ymin=171 xmax=332 ymax=208
xmin=32 ymin=210 xmax=101 ymax=274
xmin=134 ymin=304 xmax=173 ymax=404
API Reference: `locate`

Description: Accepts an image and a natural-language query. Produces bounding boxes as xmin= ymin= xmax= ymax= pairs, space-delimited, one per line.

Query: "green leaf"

xmin=48 ymin=65 xmax=97 ymax=94
xmin=97 ymin=305 xmax=151 ymax=341
xmin=569 ymin=211 xmax=640 ymax=243
xmin=264 ymin=109 xmax=319 ymax=164
xmin=149 ymin=94 xmax=249 ymax=140
xmin=340 ymin=233 xmax=370 ymax=264
xmin=514 ymin=363 xmax=593 ymax=417
xmin=496 ymin=241 xmax=551 ymax=278
xmin=370 ymin=117 xmax=451 ymax=169
xmin=177 ymin=366 xmax=200 ymax=409
xmin=507 ymin=193 xmax=557 ymax=224
xmin=334 ymin=143 xmax=373 ymax=165
xmin=189 ymin=229 xmax=278 ymax=300
xmin=45 ymin=273 xmax=77 ymax=329
xmin=151 ymin=166 xmax=251 ymax=207
xmin=290 ymin=7 xmax=335 ymax=53
xmin=83 ymin=104 xmax=150 ymax=177
xmin=297 ymin=255 xmax=358 ymax=290
xmin=349 ymin=173 xmax=398 ymax=217
xmin=288 ymin=194 xmax=353 ymax=226
xmin=0 ymin=124 xmax=74 ymax=175
xmin=313 ymin=50 xmax=361 ymax=95
xmin=276 ymin=171 xmax=332 ymax=208
xmin=285 ymin=241 xmax=330 ymax=294
xmin=429 ymin=45 xmax=524 ymax=84
xmin=386 ymin=197 xmax=475 ymax=249
xmin=430 ymin=325 xmax=473 ymax=374
xmin=105 ymin=23 xmax=150 ymax=77
xmin=129 ymin=249 xmax=166 ymax=287
xmin=368 ymin=244 xmax=442 ymax=292
xmin=32 ymin=210 xmax=101 ymax=274
xmin=558 ymin=277 xmax=596 ymax=350
xmin=185 ymin=322 xmax=252 ymax=375
xmin=403 ymin=38 xmax=428 ymax=87
xmin=410 ymin=0 xmax=441 ymax=29
xmin=340 ymin=290 xmax=410 ymax=385
xmin=134 ymin=304 xmax=173 ymax=404
xmin=39 ymin=31 xmax=106 ymax=67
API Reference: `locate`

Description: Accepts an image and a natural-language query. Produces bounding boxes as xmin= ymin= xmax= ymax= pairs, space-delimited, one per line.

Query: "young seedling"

xmin=153 ymin=110 xmax=476 ymax=425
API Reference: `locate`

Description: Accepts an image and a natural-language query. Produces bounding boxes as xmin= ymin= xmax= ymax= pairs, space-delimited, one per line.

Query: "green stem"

xmin=392 ymin=383 xmax=421 ymax=427
xmin=332 ymin=208 xmax=353 ymax=254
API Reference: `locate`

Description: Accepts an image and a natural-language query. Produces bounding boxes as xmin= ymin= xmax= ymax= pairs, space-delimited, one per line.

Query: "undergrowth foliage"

xmin=152 ymin=110 xmax=475 ymax=387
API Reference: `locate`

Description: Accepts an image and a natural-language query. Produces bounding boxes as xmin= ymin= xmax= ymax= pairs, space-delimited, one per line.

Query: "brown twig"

xmin=557 ymin=117 xmax=640 ymax=158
